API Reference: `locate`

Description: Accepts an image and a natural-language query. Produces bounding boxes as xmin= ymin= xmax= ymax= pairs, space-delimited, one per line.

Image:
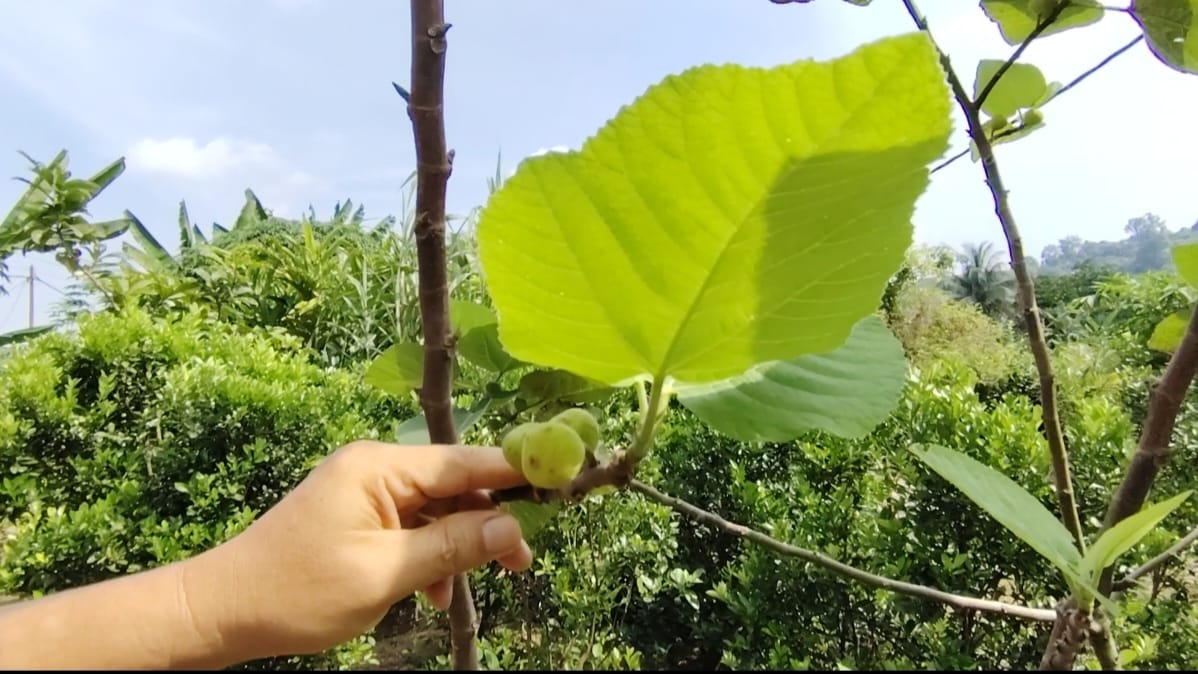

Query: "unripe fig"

xmin=501 ymin=422 xmax=537 ymax=471
xmin=521 ymin=421 xmax=586 ymax=489
xmin=550 ymin=407 xmax=601 ymax=452
xmin=1022 ymin=108 xmax=1044 ymax=127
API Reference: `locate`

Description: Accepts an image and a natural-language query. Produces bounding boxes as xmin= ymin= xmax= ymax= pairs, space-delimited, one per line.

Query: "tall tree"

xmin=943 ymin=241 xmax=1017 ymax=319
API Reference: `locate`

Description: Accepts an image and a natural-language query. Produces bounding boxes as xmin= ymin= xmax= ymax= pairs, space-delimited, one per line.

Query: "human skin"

xmin=0 ymin=441 xmax=534 ymax=670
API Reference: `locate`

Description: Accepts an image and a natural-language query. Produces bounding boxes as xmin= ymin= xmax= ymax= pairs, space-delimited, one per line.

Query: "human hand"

xmin=180 ymin=441 xmax=533 ymax=662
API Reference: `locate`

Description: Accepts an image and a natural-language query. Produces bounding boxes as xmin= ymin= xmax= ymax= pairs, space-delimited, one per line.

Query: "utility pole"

xmin=27 ymin=267 xmax=34 ymax=329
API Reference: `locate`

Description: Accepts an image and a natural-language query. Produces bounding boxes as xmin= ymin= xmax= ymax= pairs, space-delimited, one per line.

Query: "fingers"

xmin=388 ymin=510 xmax=530 ymax=600
xmin=338 ymin=442 xmax=527 ymax=512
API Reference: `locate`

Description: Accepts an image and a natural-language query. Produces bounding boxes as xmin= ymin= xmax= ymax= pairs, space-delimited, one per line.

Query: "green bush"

xmin=886 ymin=283 xmax=1030 ymax=385
xmin=0 ymin=308 xmax=413 ymax=670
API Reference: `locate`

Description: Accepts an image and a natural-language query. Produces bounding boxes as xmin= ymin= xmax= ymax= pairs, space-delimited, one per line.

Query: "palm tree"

xmin=943 ymin=241 xmax=1017 ymax=319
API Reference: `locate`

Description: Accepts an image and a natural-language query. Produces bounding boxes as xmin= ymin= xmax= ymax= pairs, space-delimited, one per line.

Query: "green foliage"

xmin=477 ymin=33 xmax=951 ymax=386
xmin=886 ymin=282 xmax=1029 ymax=385
xmin=0 ymin=308 xmax=411 ymax=669
xmin=1133 ymin=0 xmax=1198 ymax=75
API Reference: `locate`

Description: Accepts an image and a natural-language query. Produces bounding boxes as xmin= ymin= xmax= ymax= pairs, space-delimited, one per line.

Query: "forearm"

xmin=0 ymin=547 xmax=251 ymax=670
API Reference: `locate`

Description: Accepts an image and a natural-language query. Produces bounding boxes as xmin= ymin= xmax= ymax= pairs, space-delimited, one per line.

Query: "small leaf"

xmin=500 ymin=501 xmax=562 ymax=540
xmin=981 ymin=0 xmax=1104 ymax=45
xmin=676 ymin=315 xmax=907 ymax=442
xmin=909 ymin=444 xmax=1082 ymax=576
xmin=364 ymin=343 xmax=425 ymax=397
xmin=1148 ymin=307 xmax=1191 ymax=353
xmin=518 ymin=369 xmax=616 ymax=405
xmin=1172 ymin=241 xmax=1198 ymax=287
xmin=1132 ymin=0 xmax=1198 ymax=75
xmin=1080 ymin=491 xmax=1192 ymax=581
xmin=974 ymin=60 xmax=1049 ymax=118
xmin=458 ymin=323 xmax=522 ymax=373
xmin=449 ymin=300 xmax=497 ymax=336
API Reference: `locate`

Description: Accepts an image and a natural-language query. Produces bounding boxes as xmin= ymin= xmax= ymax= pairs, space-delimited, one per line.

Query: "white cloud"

xmin=126 ymin=137 xmax=276 ymax=180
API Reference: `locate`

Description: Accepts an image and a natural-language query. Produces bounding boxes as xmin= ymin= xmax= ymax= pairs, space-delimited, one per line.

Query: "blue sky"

xmin=1 ymin=0 xmax=1195 ymax=333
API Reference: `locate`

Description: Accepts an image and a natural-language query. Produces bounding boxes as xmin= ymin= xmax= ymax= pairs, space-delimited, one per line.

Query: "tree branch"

xmin=406 ymin=2 xmax=478 ymax=669
xmin=905 ymin=0 xmax=1086 ymax=554
xmin=1112 ymin=524 xmax=1198 ymax=593
xmin=628 ymin=479 xmax=1058 ymax=623
xmin=1098 ymin=303 xmax=1198 ymax=597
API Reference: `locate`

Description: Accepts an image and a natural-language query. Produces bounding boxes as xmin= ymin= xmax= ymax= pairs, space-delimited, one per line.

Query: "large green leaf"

xmin=1148 ymin=307 xmax=1191 ymax=353
xmin=1172 ymin=241 xmax=1198 ymax=287
xmin=676 ymin=315 xmax=907 ymax=441
xmin=980 ymin=1 xmax=1104 ymax=45
xmin=1133 ymin=0 xmax=1198 ymax=74
xmin=909 ymin=444 xmax=1082 ymax=576
xmin=235 ymin=188 xmax=268 ymax=230
xmin=364 ymin=342 xmax=425 ymax=397
xmin=973 ymin=60 xmax=1048 ymax=118
xmin=1080 ymin=491 xmax=1192 ymax=581
xmin=477 ymin=33 xmax=951 ymax=387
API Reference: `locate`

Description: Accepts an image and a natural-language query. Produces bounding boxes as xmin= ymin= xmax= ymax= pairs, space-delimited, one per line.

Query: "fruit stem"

xmin=628 ymin=375 xmax=670 ymax=461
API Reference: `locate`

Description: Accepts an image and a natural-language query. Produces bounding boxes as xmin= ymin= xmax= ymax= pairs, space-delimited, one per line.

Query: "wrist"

xmin=176 ymin=539 xmax=268 ymax=668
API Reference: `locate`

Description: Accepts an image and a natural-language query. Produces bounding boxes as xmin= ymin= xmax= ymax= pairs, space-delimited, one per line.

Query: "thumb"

xmin=389 ymin=510 xmax=526 ymax=597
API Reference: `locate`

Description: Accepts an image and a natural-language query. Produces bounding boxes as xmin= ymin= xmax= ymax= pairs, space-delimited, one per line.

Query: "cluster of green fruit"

xmin=502 ymin=408 xmax=602 ymax=489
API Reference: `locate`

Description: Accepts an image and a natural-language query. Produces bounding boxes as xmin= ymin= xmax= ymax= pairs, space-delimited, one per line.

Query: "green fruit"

xmin=550 ymin=407 xmax=602 ymax=452
xmin=521 ymin=421 xmax=586 ymax=489
xmin=501 ymin=422 xmax=537 ymax=471
xmin=1022 ymin=108 xmax=1044 ymax=128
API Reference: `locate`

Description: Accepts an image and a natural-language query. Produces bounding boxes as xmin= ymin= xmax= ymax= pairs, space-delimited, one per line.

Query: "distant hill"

xmin=1038 ymin=213 xmax=1198 ymax=276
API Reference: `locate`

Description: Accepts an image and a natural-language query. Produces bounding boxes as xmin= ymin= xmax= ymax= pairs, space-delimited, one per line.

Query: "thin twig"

xmin=1112 ymin=524 xmax=1198 ymax=593
xmin=628 ymin=479 xmax=1058 ymax=623
xmin=406 ymin=2 xmax=479 ymax=669
xmin=931 ymin=35 xmax=1144 ymax=176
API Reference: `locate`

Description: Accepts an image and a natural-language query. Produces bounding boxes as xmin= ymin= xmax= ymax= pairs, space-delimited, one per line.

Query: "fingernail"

xmin=482 ymin=515 xmax=522 ymax=555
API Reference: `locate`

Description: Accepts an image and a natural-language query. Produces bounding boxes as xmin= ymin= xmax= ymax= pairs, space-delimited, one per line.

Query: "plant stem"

xmin=1097 ymin=303 xmax=1198 ymax=596
xmin=406 ymin=1 xmax=479 ymax=669
xmin=630 ymin=376 xmax=669 ymax=461
xmin=1089 ymin=612 xmax=1121 ymax=671
xmin=629 ymin=479 xmax=1058 ymax=622
xmin=904 ymin=0 xmax=1086 ymax=555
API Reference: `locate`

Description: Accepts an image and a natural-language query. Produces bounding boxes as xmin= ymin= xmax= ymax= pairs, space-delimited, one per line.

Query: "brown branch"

xmin=1088 ymin=610 xmax=1120 ymax=671
xmin=1112 ymin=524 xmax=1198 ymax=593
xmin=406 ymin=2 xmax=478 ymax=669
xmin=905 ymin=0 xmax=1086 ymax=553
xmin=629 ymin=479 xmax=1058 ymax=623
xmin=1039 ymin=599 xmax=1091 ymax=670
xmin=900 ymin=2 xmax=1092 ymax=668
xmin=1098 ymin=303 xmax=1198 ymax=599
